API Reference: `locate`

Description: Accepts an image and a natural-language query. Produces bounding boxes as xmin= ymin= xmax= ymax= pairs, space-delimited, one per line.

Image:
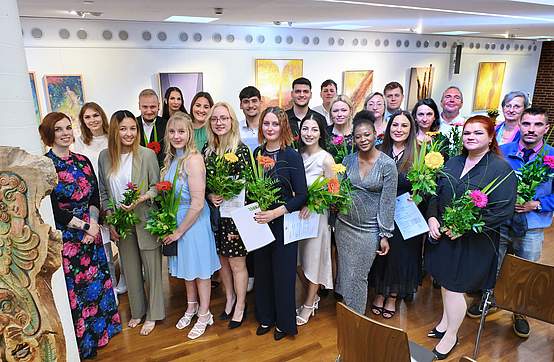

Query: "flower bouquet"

xmin=432 ymin=125 xmax=463 ymax=158
xmin=516 ymin=153 xmax=554 ymax=204
xmin=441 ymin=173 xmax=512 ymax=238
xmin=245 ymin=154 xmax=281 ymax=211
xmin=306 ymin=163 xmax=352 ymax=215
xmin=147 ymin=141 xmax=161 ymax=155
xmin=406 ymin=140 xmax=445 ymax=204
xmin=206 ymin=152 xmax=246 ymax=200
xmin=105 ymin=182 xmax=141 ymax=239
xmin=145 ymin=170 xmax=183 ymax=238
xmin=329 ymin=134 xmax=354 ymax=164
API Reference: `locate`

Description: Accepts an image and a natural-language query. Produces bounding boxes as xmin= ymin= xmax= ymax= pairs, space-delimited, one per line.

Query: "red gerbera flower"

xmin=156 ymin=181 xmax=172 ymax=192
xmin=147 ymin=141 xmax=161 ymax=154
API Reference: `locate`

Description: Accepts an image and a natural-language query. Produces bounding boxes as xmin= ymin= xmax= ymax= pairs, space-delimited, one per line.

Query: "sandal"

xmin=176 ymin=301 xmax=198 ymax=330
xmin=371 ymin=295 xmax=385 ymax=316
xmin=128 ymin=318 xmax=142 ymax=328
xmin=382 ymin=297 xmax=397 ymax=319
xmin=188 ymin=311 xmax=214 ymax=340
xmin=296 ymin=296 xmax=320 ymax=326
xmin=140 ymin=320 xmax=156 ymax=336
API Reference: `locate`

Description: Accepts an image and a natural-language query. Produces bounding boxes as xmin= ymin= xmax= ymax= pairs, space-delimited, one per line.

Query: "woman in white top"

xmin=73 ymin=102 xmax=123 ymax=294
xmin=296 ymin=116 xmax=335 ymax=326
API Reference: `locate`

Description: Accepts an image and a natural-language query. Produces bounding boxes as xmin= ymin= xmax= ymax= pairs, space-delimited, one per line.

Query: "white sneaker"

xmin=115 ymin=275 xmax=127 ymax=294
xmin=247 ymin=277 xmax=255 ymax=293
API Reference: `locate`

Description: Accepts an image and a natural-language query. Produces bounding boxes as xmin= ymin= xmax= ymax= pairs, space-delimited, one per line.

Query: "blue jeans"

xmin=498 ymin=225 xmax=544 ymax=275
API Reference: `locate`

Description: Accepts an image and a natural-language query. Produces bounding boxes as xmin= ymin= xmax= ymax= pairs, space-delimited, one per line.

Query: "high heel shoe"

xmin=296 ymin=297 xmax=320 ymax=326
xmin=228 ymin=304 xmax=248 ymax=329
xmin=274 ymin=328 xmax=287 ymax=341
xmin=187 ymin=311 xmax=214 ymax=339
xmin=427 ymin=327 xmax=446 ymax=339
xmin=219 ymin=297 xmax=236 ymax=321
xmin=432 ymin=337 xmax=458 ymax=360
xmin=256 ymin=324 xmax=272 ymax=335
xmin=176 ymin=301 xmax=198 ymax=330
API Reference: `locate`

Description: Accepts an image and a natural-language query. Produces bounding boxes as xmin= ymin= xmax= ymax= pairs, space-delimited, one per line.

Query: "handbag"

xmin=505 ymin=212 xmax=528 ymax=237
xmin=162 ymin=239 xmax=178 ymax=256
xmin=208 ymin=201 xmax=220 ymax=233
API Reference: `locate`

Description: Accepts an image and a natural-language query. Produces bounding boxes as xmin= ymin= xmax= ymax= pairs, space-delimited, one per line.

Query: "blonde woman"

xmin=364 ymin=92 xmax=388 ymax=142
xmin=203 ymin=102 xmax=252 ymax=329
xmin=97 ymin=110 xmax=163 ymax=336
xmin=160 ymin=112 xmax=220 ymax=339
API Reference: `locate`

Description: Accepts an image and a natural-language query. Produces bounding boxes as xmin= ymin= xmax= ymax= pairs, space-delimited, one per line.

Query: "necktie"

xmin=522 ymin=148 xmax=534 ymax=163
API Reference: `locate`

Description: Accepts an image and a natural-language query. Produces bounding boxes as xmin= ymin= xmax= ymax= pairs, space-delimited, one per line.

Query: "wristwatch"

xmin=535 ymin=202 xmax=542 ymax=211
xmin=83 ymin=222 xmax=90 ymax=231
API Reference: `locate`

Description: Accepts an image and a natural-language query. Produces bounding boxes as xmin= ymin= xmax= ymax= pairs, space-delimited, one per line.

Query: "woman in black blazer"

xmin=253 ymin=107 xmax=308 ymax=340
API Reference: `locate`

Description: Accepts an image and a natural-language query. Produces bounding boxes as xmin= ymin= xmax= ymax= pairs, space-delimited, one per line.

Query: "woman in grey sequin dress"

xmin=335 ymin=113 xmax=398 ymax=315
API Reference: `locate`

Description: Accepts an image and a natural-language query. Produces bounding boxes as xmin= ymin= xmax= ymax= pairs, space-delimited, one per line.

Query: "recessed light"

xmin=164 ymin=16 xmax=219 ymax=23
xmin=83 ymin=0 xmax=94 ymax=4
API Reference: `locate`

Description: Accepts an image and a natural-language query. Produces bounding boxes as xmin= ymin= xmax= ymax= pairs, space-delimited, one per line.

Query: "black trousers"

xmin=254 ymin=217 xmax=298 ymax=335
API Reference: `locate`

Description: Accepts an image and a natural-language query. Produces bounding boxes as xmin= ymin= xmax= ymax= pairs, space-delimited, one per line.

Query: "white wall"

xmin=21 ymin=18 xmax=542 ymax=120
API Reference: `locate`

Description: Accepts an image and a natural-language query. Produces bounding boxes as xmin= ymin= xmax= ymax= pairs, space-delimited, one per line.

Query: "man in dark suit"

xmin=137 ymin=89 xmax=167 ymax=167
xmin=285 ymin=77 xmax=326 ymax=137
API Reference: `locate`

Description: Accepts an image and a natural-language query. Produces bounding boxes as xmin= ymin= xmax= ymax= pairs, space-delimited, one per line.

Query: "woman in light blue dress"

xmin=160 ymin=112 xmax=220 ymax=340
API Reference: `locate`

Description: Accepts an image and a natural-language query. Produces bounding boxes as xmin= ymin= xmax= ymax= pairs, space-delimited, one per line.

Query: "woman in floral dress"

xmin=39 ymin=112 xmax=121 ymax=359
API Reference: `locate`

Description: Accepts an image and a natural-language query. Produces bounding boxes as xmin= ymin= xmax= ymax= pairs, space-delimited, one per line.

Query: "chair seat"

xmin=408 ymin=341 xmax=436 ymax=362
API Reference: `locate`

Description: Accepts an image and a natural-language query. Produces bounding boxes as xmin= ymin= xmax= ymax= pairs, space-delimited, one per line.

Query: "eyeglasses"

xmin=210 ymin=116 xmax=230 ymax=123
xmin=504 ymin=104 xmax=523 ymax=110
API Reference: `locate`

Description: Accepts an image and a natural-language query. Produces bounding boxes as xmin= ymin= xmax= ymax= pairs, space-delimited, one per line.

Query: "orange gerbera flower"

xmin=155 ymin=181 xmax=172 ymax=192
xmin=257 ymin=155 xmax=276 ymax=169
xmin=327 ymin=178 xmax=340 ymax=194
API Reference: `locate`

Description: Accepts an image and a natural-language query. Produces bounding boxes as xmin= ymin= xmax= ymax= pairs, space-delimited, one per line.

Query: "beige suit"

xmin=98 ymin=146 xmax=165 ymax=321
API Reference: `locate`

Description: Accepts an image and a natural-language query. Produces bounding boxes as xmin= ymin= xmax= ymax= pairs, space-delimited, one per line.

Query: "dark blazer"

xmin=137 ymin=115 xmax=167 ymax=166
xmin=286 ymin=108 xmax=327 ymax=137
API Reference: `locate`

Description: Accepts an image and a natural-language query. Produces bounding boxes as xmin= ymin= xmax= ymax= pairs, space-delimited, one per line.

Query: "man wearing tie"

xmin=137 ymin=89 xmax=167 ymax=167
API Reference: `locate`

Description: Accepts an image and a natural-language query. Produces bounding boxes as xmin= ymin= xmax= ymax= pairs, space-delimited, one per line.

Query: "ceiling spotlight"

xmin=288 ymin=21 xmax=293 ymax=27
xmin=69 ymin=10 xmax=102 ymax=17
xmin=214 ymin=7 xmax=223 ymax=15
xmin=273 ymin=21 xmax=281 ymax=25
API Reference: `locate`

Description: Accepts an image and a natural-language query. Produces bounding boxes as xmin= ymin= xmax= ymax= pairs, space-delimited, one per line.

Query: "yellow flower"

xmin=425 ymin=152 xmax=444 ymax=169
xmin=224 ymin=152 xmax=239 ymax=163
xmin=425 ymin=131 xmax=440 ymax=137
xmin=332 ymin=163 xmax=346 ymax=174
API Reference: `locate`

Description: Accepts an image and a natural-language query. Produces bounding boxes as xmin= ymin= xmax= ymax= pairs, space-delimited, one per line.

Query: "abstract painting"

xmin=342 ymin=70 xmax=374 ymax=112
xmin=473 ymin=62 xmax=506 ymax=111
xmin=255 ymin=59 xmax=303 ymax=108
xmin=158 ymin=72 xmax=203 ymax=111
xmin=29 ymin=72 xmax=42 ymax=124
xmin=407 ymin=65 xmax=434 ymax=110
xmin=44 ymin=75 xmax=85 ymax=134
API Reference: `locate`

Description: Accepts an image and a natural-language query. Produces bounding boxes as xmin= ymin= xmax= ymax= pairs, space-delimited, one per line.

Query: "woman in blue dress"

xmin=160 ymin=112 xmax=221 ymax=340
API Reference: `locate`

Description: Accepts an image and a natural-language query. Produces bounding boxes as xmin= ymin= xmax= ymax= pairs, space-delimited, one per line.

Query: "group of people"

xmin=38 ymin=76 xmax=552 ymax=360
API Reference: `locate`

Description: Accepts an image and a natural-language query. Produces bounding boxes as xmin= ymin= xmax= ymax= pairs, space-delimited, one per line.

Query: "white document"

xmin=283 ymin=211 xmax=320 ymax=245
xmin=230 ymin=202 xmax=275 ymax=252
xmin=394 ymin=192 xmax=429 ymax=240
xmin=220 ymin=189 xmax=245 ymax=218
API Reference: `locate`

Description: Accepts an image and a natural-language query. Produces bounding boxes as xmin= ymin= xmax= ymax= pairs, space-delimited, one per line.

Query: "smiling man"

xmin=137 ymin=89 xmax=167 ymax=166
xmin=439 ymin=86 xmax=465 ymax=135
xmin=286 ymin=77 xmax=327 ymax=138
xmin=312 ymin=79 xmax=338 ymax=126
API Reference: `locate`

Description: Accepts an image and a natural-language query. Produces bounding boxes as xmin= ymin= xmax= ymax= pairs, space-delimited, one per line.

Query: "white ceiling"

xmin=17 ymin=0 xmax=554 ymax=39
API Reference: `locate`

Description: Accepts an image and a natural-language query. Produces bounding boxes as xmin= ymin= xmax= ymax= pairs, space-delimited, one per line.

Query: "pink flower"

xmin=126 ymin=182 xmax=138 ymax=190
xmin=470 ymin=190 xmax=488 ymax=208
xmin=80 ymin=255 xmax=90 ymax=267
xmin=68 ymin=290 xmax=77 ymax=309
xmin=75 ymin=154 xmax=86 ymax=162
xmin=63 ymin=258 xmax=71 ymax=274
xmin=332 ymin=135 xmax=344 ymax=145
xmin=62 ymin=243 xmax=79 ymax=258
xmin=112 ymin=313 xmax=121 ymax=324
xmin=104 ymin=278 xmax=113 ymax=289
xmin=85 ymin=265 xmax=98 ymax=280
xmin=98 ymin=331 xmax=109 ymax=347
xmin=75 ymin=272 xmax=86 ymax=284
xmin=58 ymin=171 xmax=74 ymax=183
xmin=76 ymin=318 xmax=85 ymax=337
xmin=82 ymin=164 xmax=92 ymax=176
xmin=544 ymin=155 xmax=554 ymax=169
xmin=83 ymin=305 xmax=98 ymax=318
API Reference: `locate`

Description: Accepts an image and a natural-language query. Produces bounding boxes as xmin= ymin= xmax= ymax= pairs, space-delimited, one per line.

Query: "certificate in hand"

xmin=220 ymin=189 xmax=245 ymax=218
xmin=394 ymin=192 xmax=429 ymax=240
xmin=230 ymin=202 xmax=275 ymax=252
xmin=283 ymin=211 xmax=320 ymax=245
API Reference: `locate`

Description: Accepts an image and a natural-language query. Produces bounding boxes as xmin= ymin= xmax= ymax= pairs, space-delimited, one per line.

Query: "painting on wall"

xmin=473 ymin=62 xmax=506 ymax=111
xmin=342 ymin=70 xmax=374 ymax=112
xmin=29 ymin=72 xmax=42 ymax=124
xmin=158 ymin=72 xmax=203 ymax=111
xmin=44 ymin=74 xmax=85 ymax=133
xmin=407 ymin=64 xmax=434 ymax=110
xmin=255 ymin=59 xmax=303 ymax=108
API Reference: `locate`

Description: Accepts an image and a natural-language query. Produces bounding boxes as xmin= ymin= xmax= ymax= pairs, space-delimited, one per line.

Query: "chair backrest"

xmin=459 ymin=356 xmax=477 ymax=362
xmin=336 ymin=302 xmax=411 ymax=362
xmin=495 ymin=254 xmax=554 ymax=324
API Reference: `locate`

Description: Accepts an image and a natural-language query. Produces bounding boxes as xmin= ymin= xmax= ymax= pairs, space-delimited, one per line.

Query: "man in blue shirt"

xmin=467 ymin=106 xmax=553 ymax=338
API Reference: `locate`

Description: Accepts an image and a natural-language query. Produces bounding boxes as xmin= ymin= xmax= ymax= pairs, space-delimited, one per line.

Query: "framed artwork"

xmin=158 ymin=72 xmax=203 ymax=111
xmin=29 ymin=72 xmax=42 ymax=124
xmin=342 ymin=70 xmax=374 ymax=112
xmin=473 ymin=62 xmax=506 ymax=111
xmin=255 ymin=59 xmax=303 ymax=108
xmin=407 ymin=65 xmax=434 ymax=110
xmin=43 ymin=74 xmax=85 ymax=134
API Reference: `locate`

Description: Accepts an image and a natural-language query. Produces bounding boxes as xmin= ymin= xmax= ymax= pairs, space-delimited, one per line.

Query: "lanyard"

xmin=143 ymin=119 xmax=158 ymax=145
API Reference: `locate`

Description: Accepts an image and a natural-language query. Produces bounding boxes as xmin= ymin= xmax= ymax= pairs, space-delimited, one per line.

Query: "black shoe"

xmin=467 ymin=302 xmax=498 ymax=319
xmin=256 ymin=324 xmax=272 ymax=336
xmin=513 ymin=314 xmax=530 ymax=338
xmin=427 ymin=327 xmax=445 ymax=339
xmin=274 ymin=328 xmax=287 ymax=341
xmin=211 ymin=280 xmax=220 ymax=289
xmin=219 ymin=300 xmax=236 ymax=321
xmin=228 ymin=304 xmax=247 ymax=329
xmin=403 ymin=293 xmax=414 ymax=302
xmin=432 ymin=337 xmax=458 ymax=360
xmin=432 ymin=279 xmax=441 ymax=289
xmin=318 ymin=288 xmax=330 ymax=298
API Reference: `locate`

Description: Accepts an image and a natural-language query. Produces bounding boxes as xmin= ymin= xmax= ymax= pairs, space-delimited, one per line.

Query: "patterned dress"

xmin=46 ymin=150 xmax=121 ymax=359
xmin=204 ymin=143 xmax=251 ymax=257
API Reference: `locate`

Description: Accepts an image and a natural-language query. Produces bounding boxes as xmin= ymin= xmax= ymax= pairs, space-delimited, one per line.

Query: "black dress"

xmin=369 ymin=169 xmax=423 ymax=298
xmin=425 ymin=152 xmax=517 ymax=292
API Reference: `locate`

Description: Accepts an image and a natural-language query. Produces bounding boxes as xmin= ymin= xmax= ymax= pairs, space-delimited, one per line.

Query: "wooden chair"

xmin=473 ymin=254 xmax=554 ymax=359
xmin=336 ymin=302 xmax=435 ymax=362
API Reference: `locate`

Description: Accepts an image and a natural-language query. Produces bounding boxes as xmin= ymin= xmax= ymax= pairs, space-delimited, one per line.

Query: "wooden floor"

xmin=97 ymin=232 xmax=554 ymax=361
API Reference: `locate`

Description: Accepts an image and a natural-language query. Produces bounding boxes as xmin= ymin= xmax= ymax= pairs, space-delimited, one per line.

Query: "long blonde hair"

xmin=204 ymin=102 xmax=241 ymax=157
xmin=161 ymin=111 xmax=197 ymax=178
xmin=330 ymin=95 xmax=354 ymax=130
xmin=107 ymin=110 xmax=139 ymax=174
